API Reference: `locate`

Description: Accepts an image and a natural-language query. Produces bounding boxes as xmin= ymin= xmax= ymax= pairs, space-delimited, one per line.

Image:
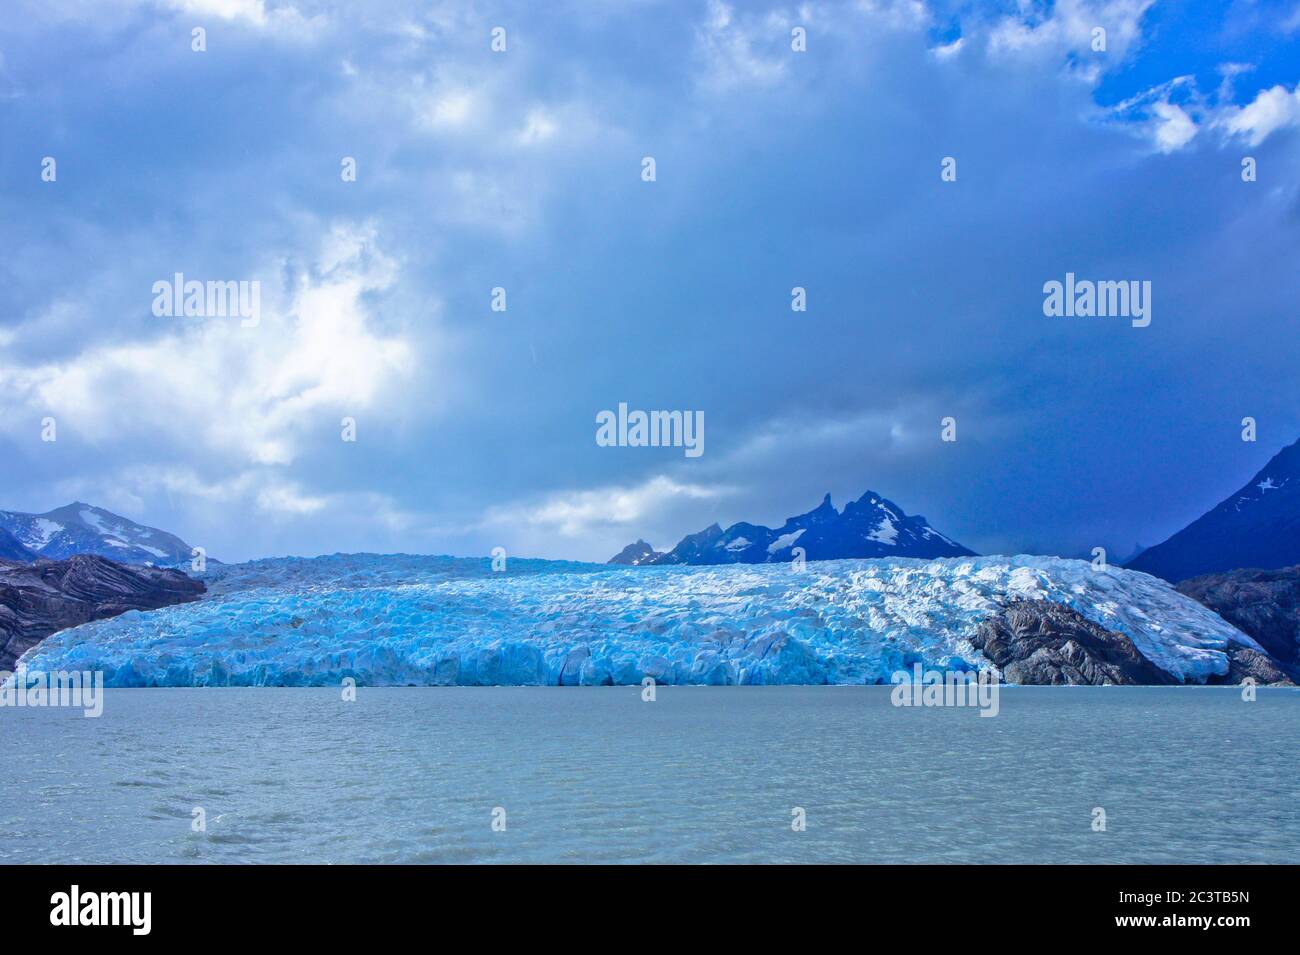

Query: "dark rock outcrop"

xmin=1176 ymin=566 xmax=1300 ymax=670
xmin=1208 ymin=645 xmax=1296 ymax=686
xmin=0 ymin=555 xmax=205 ymax=670
xmin=969 ymin=600 xmax=1176 ymax=685
xmin=609 ymin=490 xmax=975 ymax=566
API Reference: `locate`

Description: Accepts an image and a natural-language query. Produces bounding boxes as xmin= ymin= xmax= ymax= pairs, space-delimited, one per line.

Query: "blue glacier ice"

xmin=18 ymin=554 xmax=1258 ymax=686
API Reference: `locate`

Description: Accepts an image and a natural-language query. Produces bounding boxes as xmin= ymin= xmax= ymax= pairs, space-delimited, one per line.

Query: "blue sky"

xmin=2 ymin=0 xmax=1299 ymax=563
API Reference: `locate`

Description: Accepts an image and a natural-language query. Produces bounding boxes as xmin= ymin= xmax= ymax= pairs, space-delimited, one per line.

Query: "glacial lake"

xmin=2 ymin=686 xmax=1296 ymax=864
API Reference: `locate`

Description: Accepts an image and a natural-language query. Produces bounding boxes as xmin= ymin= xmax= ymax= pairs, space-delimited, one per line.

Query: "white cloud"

xmin=165 ymin=0 xmax=270 ymax=22
xmin=158 ymin=0 xmax=322 ymax=35
xmin=1150 ymin=100 xmax=1198 ymax=152
xmin=254 ymin=481 xmax=327 ymax=515
xmin=1215 ymin=62 xmax=1255 ymax=104
xmin=1108 ymin=75 xmax=1300 ymax=153
xmin=1215 ymin=82 xmax=1300 ymax=146
xmin=72 ymin=464 xmax=420 ymax=534
xmin=694 ymin=1 xmax=788 ymax=92
xmin=0 ymin=223 xmax=416 ymax=467
xmin=516 ymin=107 xmax=558 ymax=145
xmin=423 ymin=88 xmax=478 ymax=129
xmin=1284 ymin=4 xmax=1300 ymax=34
xmin=1106 ymin=75 xmax=1203 ymax=152
xmin=482 ymin=475 xmax=731 ymax=539
xmin=929 ymin=37 xmax=964 ymax=60
xmin=117 ymin=467 xmax=326 ymax=517
xmin=853 ymin=0 xmax=929 ymax=31
xmin=987 ymin=0 xmax=1154 ymax=72
xmin=724 ymin=404 xmax=957 ymax=466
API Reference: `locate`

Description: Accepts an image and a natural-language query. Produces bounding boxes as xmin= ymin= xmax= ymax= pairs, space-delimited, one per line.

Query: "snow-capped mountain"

xmin=0 ymin=503 xmax=197 ymax=566
xmin=608 ymin=539 xmax=663 ymax=565
xmin=1128 ymin=438 xmax=1300 ymax=581
xmin=609 ymin=490 xmax=975 ymax=566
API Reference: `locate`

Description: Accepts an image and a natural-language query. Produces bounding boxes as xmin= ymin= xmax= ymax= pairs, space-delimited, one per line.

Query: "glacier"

xmin=17 ymin=553 xmax=1257 ymax=687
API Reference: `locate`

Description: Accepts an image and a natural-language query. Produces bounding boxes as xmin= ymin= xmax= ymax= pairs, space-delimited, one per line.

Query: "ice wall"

xmin=19 ymin=553 xmax=1252 ymax=686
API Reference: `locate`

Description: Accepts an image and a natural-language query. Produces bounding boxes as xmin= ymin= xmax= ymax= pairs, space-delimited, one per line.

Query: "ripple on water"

xmin=1 ymin=686 xmax=1297 ymax=864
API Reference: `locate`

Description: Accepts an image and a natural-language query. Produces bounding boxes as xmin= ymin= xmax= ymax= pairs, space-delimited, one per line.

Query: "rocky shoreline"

xmin=1177 ymin=567 xmax=1300 ymax=677
xmin=972 ymin=596 xmax=1296 ymax=686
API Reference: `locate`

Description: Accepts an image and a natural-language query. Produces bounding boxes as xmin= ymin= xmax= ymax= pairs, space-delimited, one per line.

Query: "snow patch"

xmin=767 ymin=529 xmax=805 ymax=553
xmin=78 ymin=508 xmax=118 ymax=536
xmin=25 ymin=518 xmax=65 ymax=549
xmin=868 ymin=516 xmax=899 ymax=545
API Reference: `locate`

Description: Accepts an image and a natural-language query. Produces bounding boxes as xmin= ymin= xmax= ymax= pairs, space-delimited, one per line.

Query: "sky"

xmin=1 ymin=0 xmax=1299 ymax=564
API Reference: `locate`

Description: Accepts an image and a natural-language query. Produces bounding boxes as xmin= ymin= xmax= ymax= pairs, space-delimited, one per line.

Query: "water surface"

xmin=1 ymin=687 xmax=1295 ymax=863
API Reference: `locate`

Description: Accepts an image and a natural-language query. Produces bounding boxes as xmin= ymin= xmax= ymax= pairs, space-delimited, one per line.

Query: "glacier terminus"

xmin=19 ymin=553 xmax=1259 ymax=688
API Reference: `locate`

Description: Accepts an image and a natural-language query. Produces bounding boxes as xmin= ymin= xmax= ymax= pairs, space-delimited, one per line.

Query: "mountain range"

xmin=0 ymin=503 xmax=197 ymax=566
xmin=5 ymin=484 xmax=1300 ymax=685
xmin=609 ymin=490 xmax=975 ymax=566
xmin=9 ymin=436 xmax=1300 ymax=582
xmin=1127 ymin=438 xmax=1300 ymax=581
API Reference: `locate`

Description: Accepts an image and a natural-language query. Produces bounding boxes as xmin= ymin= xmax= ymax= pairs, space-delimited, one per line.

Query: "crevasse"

xmin=20 ymin=554 xmax=1252 ymax=686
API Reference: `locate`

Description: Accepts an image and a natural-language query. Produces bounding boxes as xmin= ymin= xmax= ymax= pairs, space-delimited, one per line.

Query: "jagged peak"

xmin=786 ymin=492 xmax=837 ymax=525
xmin=607 ymin=486 xmax=974 ymax=565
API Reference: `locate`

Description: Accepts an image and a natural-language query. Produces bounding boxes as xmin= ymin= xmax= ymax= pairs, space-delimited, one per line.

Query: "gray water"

xmin=1 ymin=686 xmax=1296 ymax=864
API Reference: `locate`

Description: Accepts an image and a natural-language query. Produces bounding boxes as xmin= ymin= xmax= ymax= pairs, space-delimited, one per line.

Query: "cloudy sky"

xmin=2 ymin=0 xmax=1299 ymax=563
